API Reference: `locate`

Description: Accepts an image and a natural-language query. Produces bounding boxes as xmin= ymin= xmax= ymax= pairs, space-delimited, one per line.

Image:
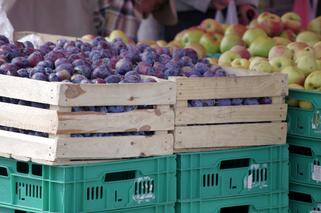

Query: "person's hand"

xmin=239 ymin=4 xmax=258 ymax=25
xmin=134 ymin=0 xmax=166 ymax=18
xmin=211 ymin=0 xmax=230 ymax=10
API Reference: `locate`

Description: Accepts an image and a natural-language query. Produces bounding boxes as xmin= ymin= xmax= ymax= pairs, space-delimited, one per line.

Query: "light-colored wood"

xmin=14 ymin=31 xmax=78 ymax=42
xmin=175 ymin=104 xmax=287 ymax=125
xmin=170 ymin=74 xmax=288 ymax=101
xmin=0 ymin=75 xmax=60 ymax=105
xmin=0 ymin=102 xmax=58 ymax=133
xmin=0 ymin=130 xmax=173 ymax=165
xmin=174 ymin=122 xmax=287 ymax=149
xmin=272 ymin=97 xmax=285 ymax=104
xmin=0 ymin=130 xmax=57 ymax=161
xmin=55 ymin=134 xmax=173 ymax=159
xmin=57 ymin=80 xmax=176 ymax=106
xmin=57 ymin=107 xmax=174 ymax=134
xmin=176 ymin=100 xmax=188 ymax=108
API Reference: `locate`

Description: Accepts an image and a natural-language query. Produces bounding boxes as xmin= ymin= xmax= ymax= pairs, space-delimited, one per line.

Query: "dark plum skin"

xmin=115 ymin=58 xmax=133 ymax=75
xmin=71 ymin=74 xmax=88 ymax=83
xmin=124 ymin=71 xmax=141 ymax=83
xmin=216 ymin=99 xmax=232 ymax=106
xmin=56 ymin=70 xmax=71 ymax=81
xmin=31 ymin=72 xmax=48 ymax=81
xmin=27 ymin=51 xmax=44 ymax=67
xmin=74 ymin=65 xmax=91 ymax=79
xmin=12 ymin=57 xmax=29 ymax=68
xmin=243 ymin=98 xmax=259 ymax=105
xmin=0 ymin=63 xmax=18 ymax=76
xmin=105 ymin=74 xmax=122 ymax=83
xmin=17 ymin=68 xmax=29 ymax=78
xmin=91 ymin=65 xmax=111 ymax=79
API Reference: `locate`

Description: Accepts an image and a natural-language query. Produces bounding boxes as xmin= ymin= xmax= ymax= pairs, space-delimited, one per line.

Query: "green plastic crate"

xmin=288 ymin=135 xmax=321 ymax=187
xmin=287 ymin=89 xmax=321 ymax=139
xmin=176 ymin=145 xmax=288 ymax=201
xmin=0 ymin=204 xmax=175 ymax=213
xmin=0 ymin=155 xmax=176 ymax=213
xmin=176 ymin=191 xmax=288 ymax=213
xmin=289 ymin=182 xmax=321 ymax=213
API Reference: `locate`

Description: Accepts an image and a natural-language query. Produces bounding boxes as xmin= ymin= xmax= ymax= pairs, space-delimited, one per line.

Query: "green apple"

xmin=281 ymin=66 xmax=305 ymax=85
xmin=225 ymin=24 xmax=247 ymax=36
xmin=281 ymin=12 xmax=302 ymax=34
xmin=249 ymin=57 xmax=268 ymax=70
xmin=299 ymin=101 xmax=313 ymax=110
xmin=296 ymin=31 xmax=321 ymax=46
xmin=242 ymin=28 xmax=268 ymax=46
xmin=181 ymin=28 xmax=204 ymax=47
xmin=268 ymin=45 xmax=293 ymax=60
xmin=231 ymin=58 xmax=250 ymax=69
xmin=199 ymin=18 xmax=224 ymax=34
xmin=308 ymin=16 xmax=321 ymax=34
xmin=200 ymin=32 xmax=221 ymax=54
xmin=294 ymin=46 xmax=316 ymax=62
xmin=316 ymin=59 xmax=321 ymax=69
xmin=249 ymin=36 xmax=275 ymax=57
xmin=250 ymin=60 xmax=275 ymax=73
xmin=273 ymin=36 xmax=291 ymax=46
xmin=304 ymin=70 xmax=321 ymax=90
xmin=220 ymin=34 xmax=244 ymax=53
xmin=174 ymin=30 xmax=185 ymax=43
xmin=218 ymin=51 xmax=241 ymax=67
xmin=296 ymin=55 xmax=318 ymax=76
xmin=185 ymin=42 xmax=206 ymax=59
xmin=108 ymin=30 xmax=129 ymax=43
xmin=269 ymin=57 xmax=292 ymax=72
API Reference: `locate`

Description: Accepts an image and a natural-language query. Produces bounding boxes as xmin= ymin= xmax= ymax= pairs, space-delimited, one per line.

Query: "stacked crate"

xmin=171 ymin=68 xmax=290 ymax=212
xmin=0 ymin=75 xmax=177 ymax=212
xmin=287 ymin=89 xmax=321 ymax=212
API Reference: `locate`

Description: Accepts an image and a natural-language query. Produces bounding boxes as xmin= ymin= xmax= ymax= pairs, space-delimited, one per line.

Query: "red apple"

xmin=287 ymin=41 xmax=309 ymax=52
xmin=280 ymin=29 xmax=297 ymax=42
xmin=225 ymin=24 xmax=247 ymax=36
xmin=230 ymin=45 xmax=251 ymax=59
xmin=281 ymin=12 xmax=302 ymax=34
xmin=199 ymin=18 xmax=224 ymax=34
xmin=257 ymin=12 xmax=284 ymax=37
xmin=268 ymin=45 xmax=293 ymax=60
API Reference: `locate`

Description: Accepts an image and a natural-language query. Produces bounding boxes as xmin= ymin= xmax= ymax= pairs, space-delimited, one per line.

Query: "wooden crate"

xmin=0 ymin=75 xmax=175 ymax=165
xmin=170 ymin=68 xmax=288 ymax=152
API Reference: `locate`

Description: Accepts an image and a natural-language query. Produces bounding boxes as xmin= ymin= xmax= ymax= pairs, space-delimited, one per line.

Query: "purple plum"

xmin=216 ymin=99 xmax=232 ymax=106
xmin=115 ymin=58 xmax=133 ymax=75
xmin=231 ymin=98 xmax=243 ymax=105
xmin=27 ymin=51 xmax=44 ymax=67
xmin=74 ymin=65 xmax=91 ymax=78
xmin=71 ymin=74 xmax=88 ymax=83
xmin=243 ymin=98 xmax=259 ymax=105
xmin=31 ymin=72 xmax=48 ymax=81
xmin=259 ymin=97 xmax=272 ymax=105
xmin=105 ymin=74 xmax=122 ymax=83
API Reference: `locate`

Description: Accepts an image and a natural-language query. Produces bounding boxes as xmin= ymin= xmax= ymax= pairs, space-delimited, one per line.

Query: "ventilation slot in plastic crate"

xmin=203 ymin=173 xmax=219 ymax=187
xmin=86 ymin=186 xmax=103 ymax=200
xmin=134 ymin=177 xmax=155 ymax=201
xmin=16 ymin=182 xmax=42 ymax=200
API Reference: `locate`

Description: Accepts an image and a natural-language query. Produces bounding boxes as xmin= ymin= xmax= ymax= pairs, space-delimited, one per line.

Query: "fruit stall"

xmin=0 ymin=2 xmax=320 ymax=212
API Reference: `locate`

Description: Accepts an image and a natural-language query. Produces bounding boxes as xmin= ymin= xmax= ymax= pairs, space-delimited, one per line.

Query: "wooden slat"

xmin=57 ymin=107 xmax=174 ymax=134
xmin=14 ymin=31 xmax=77 ymax=42
xmin=55 ymin=134 xmax=173 ymax=159
xmin=0 ymin=75 xmax=60 ymax=104
xmin=0 ymin=102 xmax=58 ymax=134
xmin=57 ymin=80 xmax=176 ymax=106
xmin=174 ymin=122 xmax=287 ymax=149
xmin=0 ymin=130 xmax=57 ymax=161
xmin=170 ymin=74 xmax=288 ymax=100
xmin=175 ymin=104 xmax=287 ymax=125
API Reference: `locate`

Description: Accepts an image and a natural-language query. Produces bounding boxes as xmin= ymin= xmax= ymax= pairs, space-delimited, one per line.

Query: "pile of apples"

xmin=170 ymin=11 xmax=321 ymax=94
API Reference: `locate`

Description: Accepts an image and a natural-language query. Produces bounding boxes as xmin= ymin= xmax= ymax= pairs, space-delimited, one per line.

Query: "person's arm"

xmin=236 ymin=0 xmax=259 ymax=25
